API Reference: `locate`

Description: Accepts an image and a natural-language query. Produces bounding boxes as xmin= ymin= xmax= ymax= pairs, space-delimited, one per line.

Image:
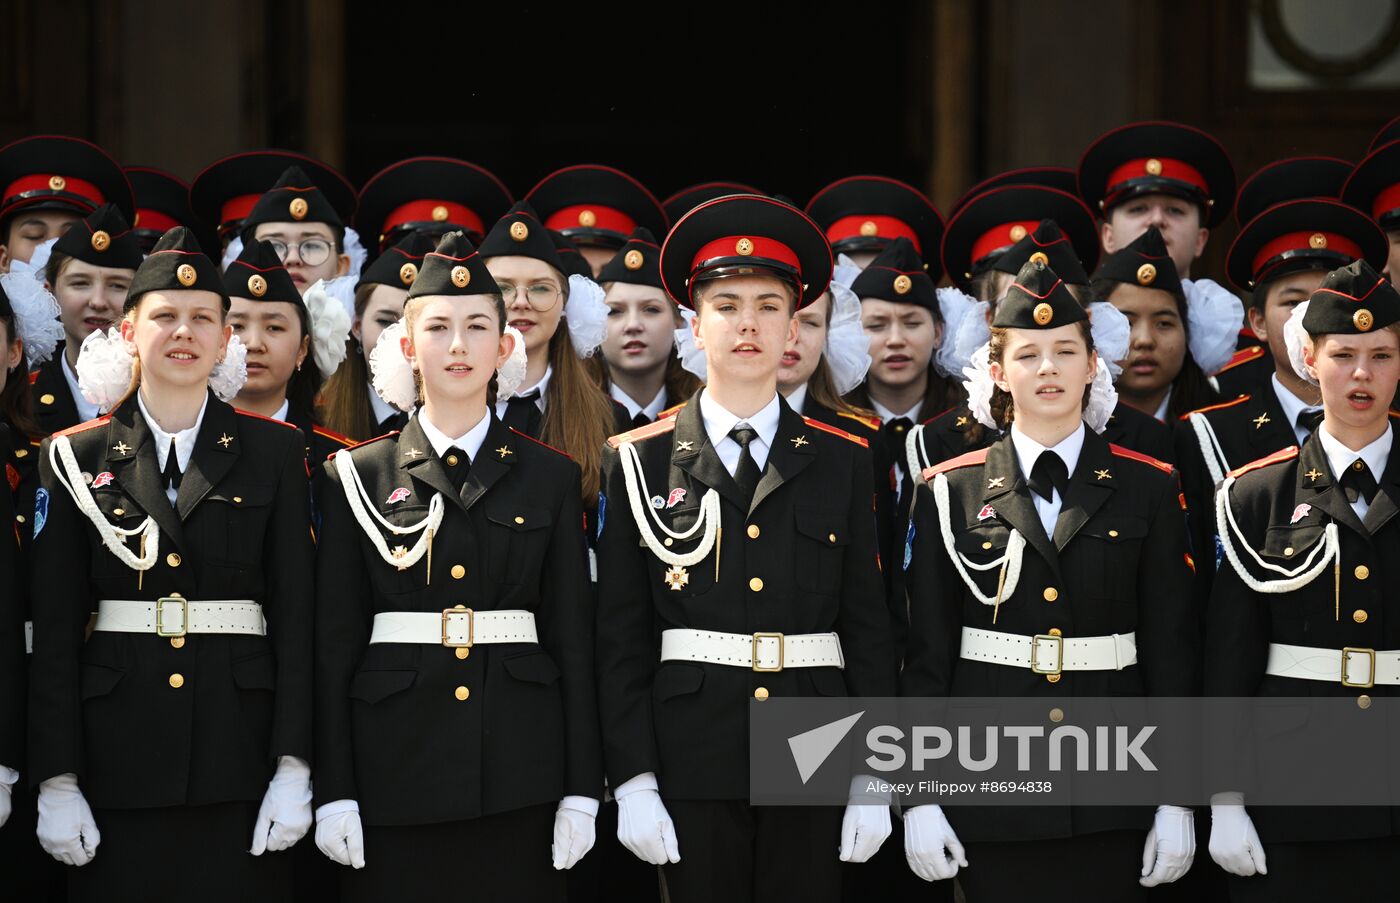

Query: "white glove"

xmin=315 ymin=799 xmax=366 ymax=869
xmin=614 ymin=772 xmax=680 ymax=865
xmin=1208 ymin=796 xmax=1267 ymax=877
xmin=1140 ymin=805 xmax=1195 ymax=887
xmin=36 ymin=773 xmax=101 ymax=866
xmin=839 ymin=775 xmax=892 ymax=863
xmin=552 ymin=796 xmax=599 ymax=870
xmin=903 ymin=804 xmax=967 ymax=882
xmin=250 ymin=756 xmax=313 ymax=854
xmin=0 ymin=765 xmax=15 ymax=828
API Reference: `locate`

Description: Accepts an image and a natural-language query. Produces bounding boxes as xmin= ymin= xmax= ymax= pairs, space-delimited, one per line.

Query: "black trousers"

xmin=565 ymin=799 xmax=662 ymax=903
xmin=661 ymin=799 xmax=844 ymax=903
xmin=344 ymin=803 xmax=562 ymax=903
xmin=1224 ymin=836 xmax=1400 ymax=902
xmin=841 ymin=815 xmax=954 ymax=903
xmin=69 ymin=802 xmax=291 ymax=903
xmin=0 ymin=780 xmax=65 ymax=902
xmin=958 ymin=830 xmax=1146 ymax=903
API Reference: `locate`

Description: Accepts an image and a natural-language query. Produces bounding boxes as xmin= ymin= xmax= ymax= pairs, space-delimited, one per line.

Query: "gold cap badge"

xmin=91 ymin=230 xmax=110 ymax=252
xmin=893 ymin=274 xmax=913 ymax=295
xmin=399 ymin=262 xmax=418 ymax=286
xmin=1136 ymin=263 xmax=1157 ymax=286
xmin=509 ymin=221 xmax=529 ymax=242
xmin=176 ymin=263 xmax=197 ymax=286
xmin=289 ymin=197 xmax=309 ymax=220
xmin=1033 ymin=302 xmax=1054 ymax=326
xmin=247 ymin=274 xmax=267 ymax=297
xmin=624 ymin=249 xmax=644 ymax=271
xmin=431 ymin=205 xmax=450 ymax=222
xmin=450 ymin=265 xmax=471 ymax=288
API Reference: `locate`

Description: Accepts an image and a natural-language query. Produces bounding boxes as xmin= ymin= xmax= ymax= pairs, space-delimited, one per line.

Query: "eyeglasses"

xmin=267 ymin=238 xmax=336 ymax=267
xmin=496 ymin=281 xmax=562 ymax=311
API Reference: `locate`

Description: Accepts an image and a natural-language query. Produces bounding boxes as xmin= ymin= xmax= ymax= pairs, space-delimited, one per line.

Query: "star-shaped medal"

xmin=391 ymin=545 xmax=409 ymax=570
xmin=664 ymin=565 xmax=689 ymax=591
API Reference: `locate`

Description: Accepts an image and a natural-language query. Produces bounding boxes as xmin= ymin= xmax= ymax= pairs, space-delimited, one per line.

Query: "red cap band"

xmin=1371 ymin=182 xmax=1400 ymax=220
xmin=825 ymin=214 xmax=922 ymax=253
xmin=691 ymin=235 xmax=802 ymax=275
xmin=545 ymin=204 xmax=636 ymax=235
xmin=133 ymin=208 xmax=181 ymax=233
xmin=970 ymin=220 xmax=1039 ymax=267
xmin=219 ymin=193 xmax=261 ymax=228
xmin=3 ymin=173 xmax=104 ymax=210
xmin=1105 ymin=157 xmax=1209 ymax=198
xmin=1251 ymin=231 xmax=1363 ymax=279
xmin=382 ymin=200 xmax=484 ymax=237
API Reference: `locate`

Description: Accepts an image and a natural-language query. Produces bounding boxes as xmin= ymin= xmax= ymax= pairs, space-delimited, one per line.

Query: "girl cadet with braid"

xmin=27 ymin=227 xmax=315 ymax=902
xmin=311 ymin=231 xmax=601 ymax=902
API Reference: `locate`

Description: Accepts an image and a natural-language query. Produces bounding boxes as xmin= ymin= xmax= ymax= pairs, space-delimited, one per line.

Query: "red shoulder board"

xmin=236 ymin=409 xmax=298 ymax=429
xmin=312 ymin=425 xmax=355 ymax=448
xmin=510 ymin=427 xmax=573 ymax=458
xmin=340 ymin=431 xmax=399 ymax=453
xmin=1216 ymin=345 xmax=1265 ymax=373
xmin=607 ymin=417 xmax=677 ymax=449
xmin=836 ymin=410 xmax=881 ymax=432
xmin=1109 ymin=444 xmax=1173 ymax=474
xmin=923 ymin=447 xmax=989 ymax=481
xmin=1180 ymin=394 xmax=1251 ymax=421
xmin=657 ymin=402 xmax=686 ymax=420
xmin=55 ymin=416 xmax=110 ymax=438
xmin=28 ymin=370 xmax=39 ymax=385
xmin=1228 ymin=445 xmax=1299 ymax=480
xmin=802 ymin=417 xmax=868 ymax=447
xmin=922 ymin=405 xmax=958 ymax=426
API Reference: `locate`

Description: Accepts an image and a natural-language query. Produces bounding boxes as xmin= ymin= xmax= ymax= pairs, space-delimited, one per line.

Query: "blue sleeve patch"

xmin=1213 ymin=533 xmax=1224 ymax=572
xmin=33 ymin=488 xmax=48 ymax=539
xmin=596 ymin=492 xmax=606 ymax=540
xmin=903 ymin=520 xmax=916 ymax=571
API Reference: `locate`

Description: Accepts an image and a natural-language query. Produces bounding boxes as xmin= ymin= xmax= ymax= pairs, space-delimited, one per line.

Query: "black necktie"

xmin=1028 ymin=451 xmax=1068 ymax=503
xmin=162 ymin=438 xmax=181 ymax=494
xmin=730 ymin=426 xmax=762 ymax=501
xmin=1340 ymin=458 xmax=1379 ymax=506
xmin=631 ymin=411 xmax=652 ymax=430
xmin=502 ymin=390 xmax=543 ymax=437
xmin=1296 ymin=408 xmax=1324 ymax=436
xmin=443 ymin=446 xmax=472 ymax=492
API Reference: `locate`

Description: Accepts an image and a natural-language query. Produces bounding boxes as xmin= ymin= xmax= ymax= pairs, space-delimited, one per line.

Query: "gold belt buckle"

xmin=155 ymin=596 xmax=188 ymax=637
xmin=1030 ymin=634 xmax=1064 ymax=675
xmin=1341 ymin=647 xmax=1376 ymax=688
xmin=441 ymin=608 xmax=474 ymax=648
xmin=752 ymin=632 xmax=785 ymax=672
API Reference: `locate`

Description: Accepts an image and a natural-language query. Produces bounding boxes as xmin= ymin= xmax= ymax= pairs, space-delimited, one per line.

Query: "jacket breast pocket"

xmin=366 ymin=503 xmax=432 ymax=593
xmin=88 ymin=488 xmax=150 ymax=577
xmin=949 ymin=523 xmax=1017 ymax=606
xmin=198 ymin=482 xmax=276 ymax=566
xmin=1262 ymin=524 xmax=1326 ymax=564
xmin=485 ymin=499 xmax=554 ymax=585
xmin=1077 ymin=516 xmax=1149 ymax=602
xmin=639 ymin=504 xmax=716 ymax=597
xmin=794 ymin=507 xmax=850 ymax=594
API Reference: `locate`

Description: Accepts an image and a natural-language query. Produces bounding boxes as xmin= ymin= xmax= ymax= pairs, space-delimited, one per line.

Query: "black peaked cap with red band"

xmin=0 ymin=135 xmax=134 ymax=223
xmin=597 ymin=228 xmax=663 ymax=289
xmin=1342 ymin=140 xmax=1400 ymax=230
xmin=240 ymin=166 xmax=346 ymax=243
xmin=124 ymin=166 xmax=209 ymax=255
xmin=948 ymin=167 xmax=1079 ymax=218
xmin=125 ymin=227 xmax=227 ymax=312
xmin=663 ymin=182 xmax=760 ymax=225
xmin=1227 ymin=198 xmax=1386 ymax=294
xmin=1234 ymin=156 xmax=1353 ymax=227
xmin=1078 ymin=120 xmax=1236 ymax=226
xmin=993 ymin=259 xmax=1087 ymax=329
xmin=660 ymin=194 xmax=832 ymax=311
xmin=478 ymin=201 xmax=566 ymax=272
xmin=359 ymin=232 xmax=437 ymax=290
xmin=991 ymin=219 xmax=1093 ymax=286
xmin=550 ymin=230 xmax=593 ymax=278
xmin=1302 ymin=258 xmax=1400 ymax=335
xmin=525 ymin=164 xmax=668 ymax=250
xmin=850 ymin=237 xmax=936 ymax=313
xmin=1094 ymin=226 xmax=1182 ymax=298
xmin=1370 ymin=115 xmax=1400 ymax=153
xmin=190 ymin=150 xmax=355 ymax=238
xmin=805 ymin=175 xmax=943 ymax=267
xmin=354 ymin=156 xmax=513 ymax=251
xmin=942 ymin=185 xmax=1099 ymax=291
xmin=52 ymin=203 xmax=143 ymax=271
xmin=407 ymin=231 xmax=500 ymax=299
xmin=223 ymin=239 xmax=302 ymax=305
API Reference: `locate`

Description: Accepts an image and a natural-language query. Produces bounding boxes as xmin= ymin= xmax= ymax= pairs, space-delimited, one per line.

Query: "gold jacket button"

xmin=1355 ymin=565 xmax=1370 ymax=580
xmin=169 ymin=673 xmax=184 ymax=688
xmin=1043 ymin=587 xmax=1058 ymax=602
xmin=14 ymin=515 xmax=23 ymax=524
xmin=1045 ymin=673 xmax=1061 ymax=684
xmin=514 ymin=515 xmax=525 ymax=525
xmin=40 ymin=393 xmax=55 ymax=405
xmin=113 ymin=508 xmax=125 ymax=516
xmin=446 ymin=454 xmax=459 ymax=466
xmin=1358 ymin=694 xmax=1373 ymax=710
xmin=1108 ymin=529 xmax=1119 ymax=538
xmin=982 ymin=541 xmax=993 ymax=550
xmin=455 ymin=686 xmax=470 ymax=701
xmin=1284 ymin=547 xmax=1294 ymax=557
xmin=1048 ymin=627 xmax=1063 ymax=637
xmin=1048 ymin=707 xmax=1064 ymax=723
xmin=451 ymin=564 xmax=466 ymax=580
xmin=170 ymin=637 xmax=185 ymax=649
xmin=233 ymin=496 xmax=242 ymax=504
xmin=167 ymin=553 xmax=182 ymax=567
xmin=1354 ymin=609 xmax=1369 ymax=624
xmin=663 ymin=538 xmax=673 ymax=547
xmin=754 ymin=687 xmax=769 ymax=701
xmin=747 ymin=524 xmax=760 ymax=539
xmin=749 ymin=577 xmax=764 ymax=592
xmin=455 ymin=647 xmax=470 ymax=660
xmin=828 ymin=533 xmax=837 ymax=544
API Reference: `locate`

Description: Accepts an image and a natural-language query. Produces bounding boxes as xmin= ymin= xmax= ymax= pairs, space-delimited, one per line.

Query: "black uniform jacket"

xmin=1213 ymin=343 xmax=1272 ymax=401
xmin=0 ymin=424 xmax=24 ymax=770
xmin=284 ymin=403 xmax=354 ymax=465
xmin=27 ymin=393 xmax=314 ymax=808
xmin=902 ymin=428 xmax=1198 ymax=841
xmin=1205 ymin=423 xmax=1400 ymax=843
xmin=595 ymin=392 xmax=896 ymax=801
xmin=30 ymin=354 xmax=81 ymax=438
xmin=313 ymin=412 xmax=601 ymax=826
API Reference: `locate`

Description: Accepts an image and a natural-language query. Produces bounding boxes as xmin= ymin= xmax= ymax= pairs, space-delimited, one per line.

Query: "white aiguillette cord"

xmin=49 ymin=435 xmax=159 ymax=571
xmin=618 ymin=440 xmax=721 ymax=567
xmin=333 ymin=448 xmax=445 ymax=569
xmin=1215 ymin=474 xmax=1339 ymax=611
xmin=932 ymin=472 xmax=1026 ymax=621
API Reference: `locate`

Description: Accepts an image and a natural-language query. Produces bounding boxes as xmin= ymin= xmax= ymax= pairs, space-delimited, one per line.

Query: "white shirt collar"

xmin=1317 ymin=423 xmax=1392 ymax=486
xmin=137 ymin=391 xmax=210 ymax=474
xmin=270 ymin=399 xmax=291 ymax=423
xmin=1270 ymin=373 xmax=1322 ymax=441
xmin=494 ymin=364 xmax=552 ymax=420
xmin=699 ymin=388 xmax=782 ymax=453
xmin=870 ymin=397 xmax=922 ymax=424
xmin=610 ymin=382 xmax=667 ymax=422
xmin=1009 ymin=420 xmax=1087 ymax=483
xmin=1151 ymin=387 xmax=1173 ymax=423
xmin=417 ymin=408 xmax=494 ymax=462
xmin=60 ymin=352 xmax=100 ymax=423
xmin=367 ymin=381 xmax=399 ymax=426
xmin=785 ymin=382 xmax=809 ymax=416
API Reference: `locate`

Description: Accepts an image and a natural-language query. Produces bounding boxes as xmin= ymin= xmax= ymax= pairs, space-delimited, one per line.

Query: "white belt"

xmin=959 ymin=626 xmax=1137 ymax=675
xmin=369 ymin=609 xmax=537 ymax=647
xmin=94 ymin=598 xmax=266 ymax=637
xmin=659 ymin=628 xmax=844 ymax=672
xmin=1266 ymin=642 xmax=1400 ymax=688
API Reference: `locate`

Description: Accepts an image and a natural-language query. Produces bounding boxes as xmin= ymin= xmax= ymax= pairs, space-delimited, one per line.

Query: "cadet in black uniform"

xmin=596 ymin=194 xmax=897 ymax=903
xmin=1176 ymin=194 xmax=1386 ymax=602
xmin=28 ymin=227 xmax=315 ymax=902
xmin=526 ymin=164 xmax=670 ymax=277
xmin=902 ymin=259 xmax=1199 ymax=901
xmin=311 ymin=231 xmax=600 ymax=901
xmin=237 ymin=165 xmax=359 ymax=295
xmin=1205 ymin=259 xmax=1400 ymax=901
xmin=29 ymin=203 xmax=143 ymax=438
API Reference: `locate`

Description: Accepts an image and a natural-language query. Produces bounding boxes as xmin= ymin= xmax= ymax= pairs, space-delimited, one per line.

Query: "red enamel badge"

xmin=91 ymin=472 xmax=114 ymax=489
xmin=386 ymin=487 xmax=411 ymax=504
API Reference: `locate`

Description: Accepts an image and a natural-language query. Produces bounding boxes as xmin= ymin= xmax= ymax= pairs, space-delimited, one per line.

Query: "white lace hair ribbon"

xmin=1087 ymin=302 xmax=1129 ymax=380
xmin=1215 ymin=474 xmax=1337 ymax=592
xmin=9 ymin=237 xmax=56 ymax=282
xmin=825 ymin=280 xmax=873 ymax=395
xmin=75 ymin=329 xmax=246 ymax=409
xmin=221 ymin=235 xmax=244 ymax=272
xmin=1082 ymin=360 xmax=1118 ymax=434
xmin=0 ymin=266 xmax=64 ymax=367
xmin=1182 ymin=278 xmax=1245 ymax=376
xmin=618 ymin=440 xmax=721 ymax=567
xmin=934 ymin=286 xmax=981 ymax=378
xmin=1283 ymin=300 xmax=1317 ymax=386
xmin=49 ymin=435 xmax=159 ymax=571
xmin=496 ymin=325 xmax=528 ymax=399
xmin=304 ymin=280 xmax=352 ymax=376
xmin=342 ymin=227 xmax=367 ymax=283
xmin=369 ymin=320 xmax=416 ymax=411
xmin=565 ymin=274 xmax=608 ymax=357
xmin=333 ymin=447 xmax=445 ymax=568
xmin=208 ymin=334 xmax=248 ymax=402
xmin=932 ymin=472 xmax=1026 ymax=605
xmin=674 ymin=306 xmax=706 ymax=381
xmin=961 ymin=339 xmax=1115 ymax=433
